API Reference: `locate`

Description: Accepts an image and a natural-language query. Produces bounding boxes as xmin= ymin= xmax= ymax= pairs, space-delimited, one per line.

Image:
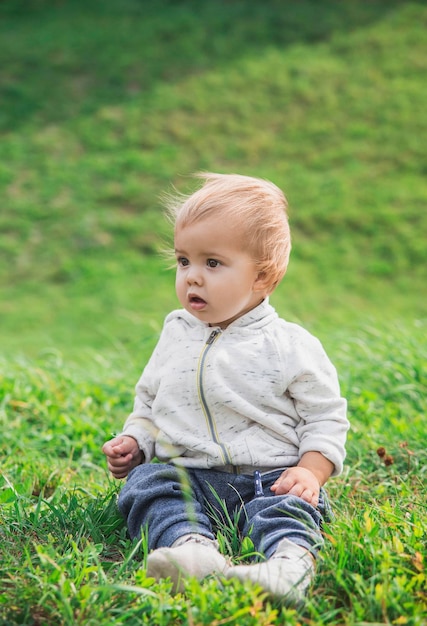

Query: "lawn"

xmin=0 ymin=1 xmax=426 ymax=623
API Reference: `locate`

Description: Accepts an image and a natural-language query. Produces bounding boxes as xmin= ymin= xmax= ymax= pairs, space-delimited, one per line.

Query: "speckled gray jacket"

xmin=121 ymin=299 xmax=349 ymax=475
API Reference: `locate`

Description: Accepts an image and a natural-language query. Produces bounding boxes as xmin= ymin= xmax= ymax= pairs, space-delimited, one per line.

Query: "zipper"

xmin=197 ymin=329 xmax=232 ymax=465
xmin=206 ymin=329 xmax=221 ymax=345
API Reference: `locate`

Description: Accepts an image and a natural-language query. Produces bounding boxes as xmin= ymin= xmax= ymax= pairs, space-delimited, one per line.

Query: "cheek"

xmin=215 ymin=282 xmax=244 ymax=306
xmin=175 ymin=273 xmax=184 ymax=296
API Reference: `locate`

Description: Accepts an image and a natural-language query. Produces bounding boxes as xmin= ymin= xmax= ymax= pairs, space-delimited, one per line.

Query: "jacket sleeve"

xmin=285 ymin=330 xmax=349 ymax=476
xmin=119 ymin=335 xmax=165 ymax=463
xmin=120 ymin=389 xmax=158 ymax=464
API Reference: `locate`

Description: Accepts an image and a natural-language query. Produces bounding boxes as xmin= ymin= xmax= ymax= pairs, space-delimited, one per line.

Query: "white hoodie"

xmin=122 ymin=300 xmax=349 ymax=475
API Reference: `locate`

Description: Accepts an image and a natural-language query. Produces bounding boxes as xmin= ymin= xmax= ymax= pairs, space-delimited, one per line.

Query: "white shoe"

xmin=146 ymin=534 xmax=229 ymax=593
xmin=226 ymin=539 xmax=315 ymax=603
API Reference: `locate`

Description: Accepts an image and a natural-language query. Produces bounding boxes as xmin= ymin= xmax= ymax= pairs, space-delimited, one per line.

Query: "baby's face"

xmin=174 ymin=217 xmax=266 ymax=328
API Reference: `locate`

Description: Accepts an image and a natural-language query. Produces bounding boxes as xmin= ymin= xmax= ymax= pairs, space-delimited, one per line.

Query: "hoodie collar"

xmin=174 ymin=298 xmax=278 ymax=331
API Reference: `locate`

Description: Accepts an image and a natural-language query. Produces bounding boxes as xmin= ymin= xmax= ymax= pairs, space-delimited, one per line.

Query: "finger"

xmin=103 ymin=438 xmax=125 ymax=456
xmin=106 ymin=435 xmax=122 ymax=445
xmin=273 ymin=472 xmax=298 ymax=493
xmin=272 ymin=475 xmax=296 ymax=494
xmin=112 ymin=469 xmax=128 ymax=479
xmin=102 ymin=442 xmax=114 ymax=456
xmin=106 ymin=448 xmax=123 ymax=459
xmin=271 ymin=482 xmax=288 ymax=495
xmin=110 ymin=466 xmax=128 ymax=479
xmin=300 ymin=489 xmax=318 ymax=507
xmin=110 ymin=438 xmax=130 ymax=454
xmin=116 ymin=439 xmax=139 ymax=457
xmin=288 ymin=483 xmax=305 ymax=498
xmin=108 ymin=454 xmax=132 ymax=470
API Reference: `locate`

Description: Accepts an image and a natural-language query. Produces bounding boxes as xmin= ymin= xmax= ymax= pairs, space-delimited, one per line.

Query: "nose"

xmin=186 ymin=265 xmax=203 ymax=285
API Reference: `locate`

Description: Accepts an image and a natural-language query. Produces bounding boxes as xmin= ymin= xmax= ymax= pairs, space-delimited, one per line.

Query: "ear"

xmin=253 ymin=271 xmax=273 ymax=295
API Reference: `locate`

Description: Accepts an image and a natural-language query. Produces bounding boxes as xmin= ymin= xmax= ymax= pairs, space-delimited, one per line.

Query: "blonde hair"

xmin=166 ymin=173 xmax=291 ymax=292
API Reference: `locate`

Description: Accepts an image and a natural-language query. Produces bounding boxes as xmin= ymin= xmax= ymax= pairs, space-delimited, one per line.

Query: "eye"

xmin=177 ymin=256 xmax=189 ymax=267
xmin=206 ymin=258 xmax=220 ymax=268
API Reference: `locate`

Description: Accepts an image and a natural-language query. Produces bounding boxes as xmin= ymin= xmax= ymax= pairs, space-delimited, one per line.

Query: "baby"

xmin=103 ymin=173 xmax=349 ymax=603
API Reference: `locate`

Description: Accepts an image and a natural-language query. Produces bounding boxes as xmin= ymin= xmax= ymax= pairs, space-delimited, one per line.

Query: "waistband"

xmin=211 ymin=464 xmax=287 ymax=476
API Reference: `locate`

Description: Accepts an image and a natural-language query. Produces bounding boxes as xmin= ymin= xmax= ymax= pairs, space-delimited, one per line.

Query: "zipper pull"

xmin=206 ymin=329 xmax=221 ymax=344
xmin=254 ymin=471 xmax=264 ymax=498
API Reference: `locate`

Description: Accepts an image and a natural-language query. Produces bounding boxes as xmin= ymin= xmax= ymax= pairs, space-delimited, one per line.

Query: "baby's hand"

xmin=102 ymin=435 xmax=143 ymax=479
xmin=270 ymin=466 xmax=320 ymax=507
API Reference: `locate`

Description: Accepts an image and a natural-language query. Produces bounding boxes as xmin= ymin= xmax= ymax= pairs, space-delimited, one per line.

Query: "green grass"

xmin=1 ymin=323 xmax=426 ymax=624
xmin=1 ymin=0 xmax=426 ymax=623
xmin=1 ymin=0 xmax=426 ymax=358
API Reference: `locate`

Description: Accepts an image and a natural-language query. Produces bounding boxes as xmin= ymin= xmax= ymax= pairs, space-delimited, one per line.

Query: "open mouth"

xmin=189 ymin=295 xmax=207 ymax=310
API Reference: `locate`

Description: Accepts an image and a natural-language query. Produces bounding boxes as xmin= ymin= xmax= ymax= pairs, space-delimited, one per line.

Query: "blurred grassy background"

xmin=1 ymin=0 xmax=426 ymax=362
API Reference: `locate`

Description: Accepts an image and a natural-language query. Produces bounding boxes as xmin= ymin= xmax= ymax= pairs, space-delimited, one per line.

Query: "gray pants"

xmin=118 ymin=463 xmax=330 ymax=559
